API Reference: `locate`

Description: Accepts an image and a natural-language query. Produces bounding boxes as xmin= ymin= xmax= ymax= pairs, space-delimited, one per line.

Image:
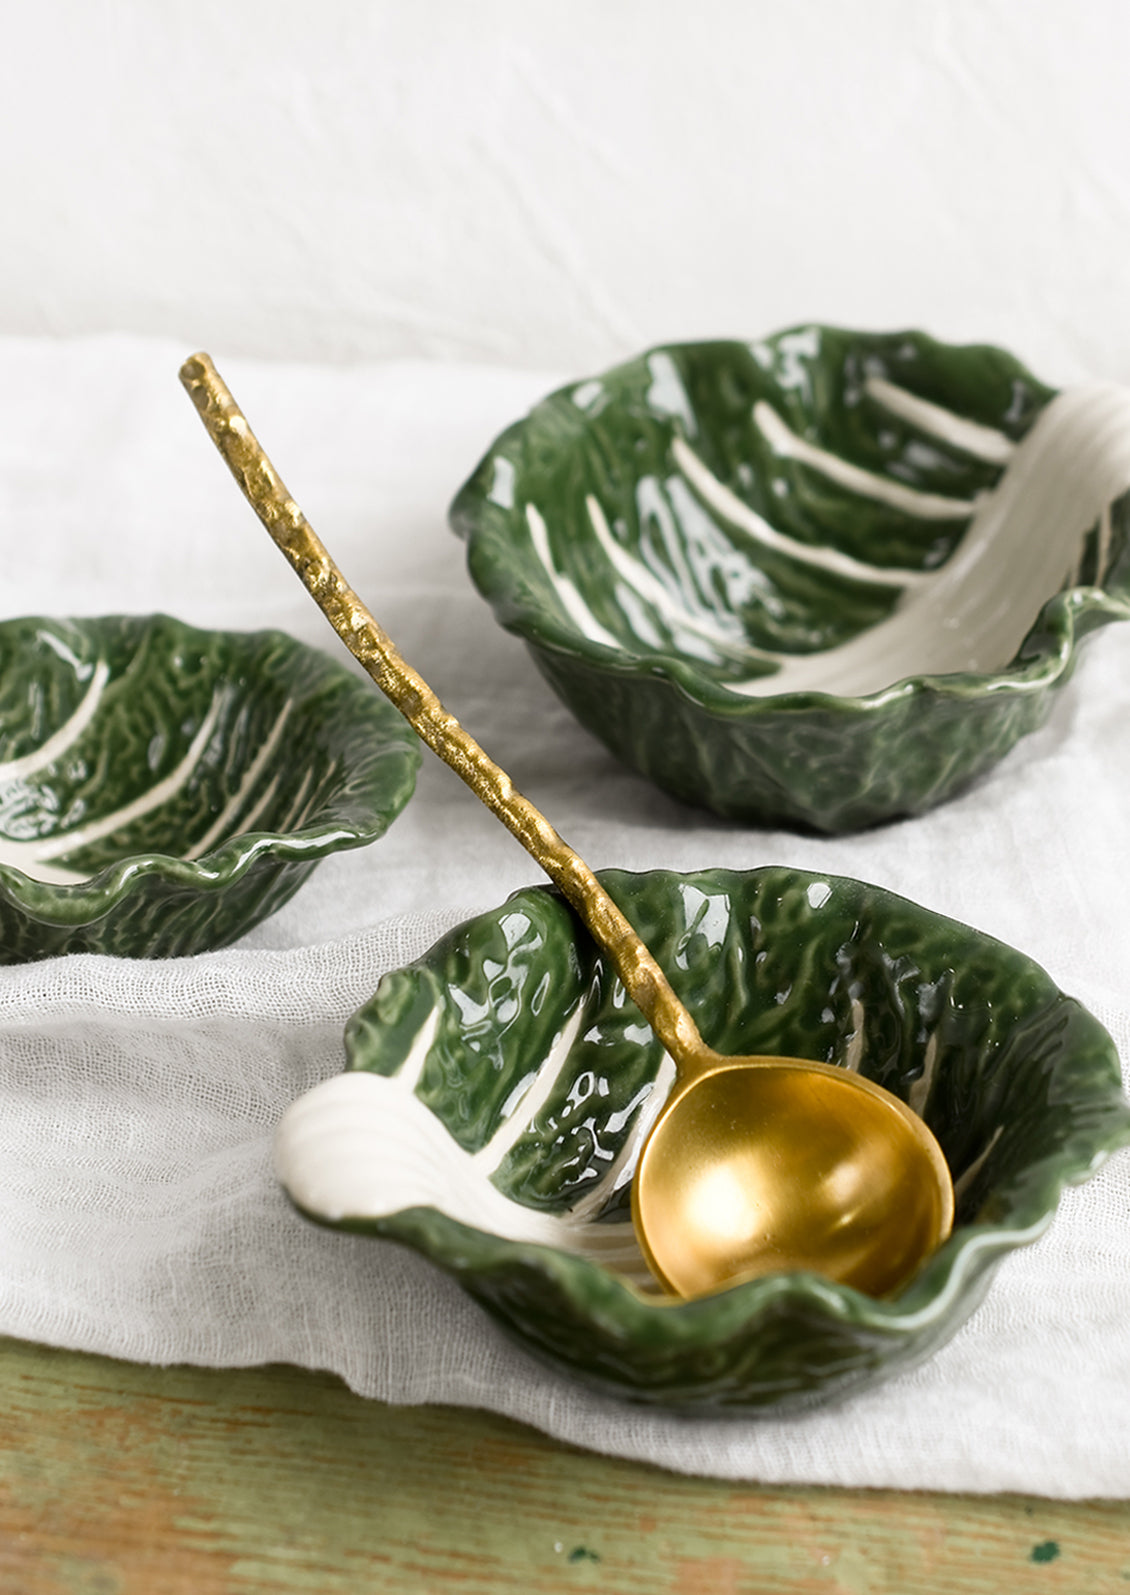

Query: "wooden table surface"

xmin=0 ymin=1334 xmax=1126 ymax=1594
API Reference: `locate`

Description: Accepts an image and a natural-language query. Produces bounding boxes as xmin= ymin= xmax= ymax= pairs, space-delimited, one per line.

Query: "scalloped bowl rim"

xmin=333 ymin=1140 xmax=1123 ymax=1341
xmin=480 ymin=580 xmax=1130 ymax=716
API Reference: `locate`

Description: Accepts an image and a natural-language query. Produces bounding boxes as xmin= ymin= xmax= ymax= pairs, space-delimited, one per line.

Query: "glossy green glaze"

xmin=450 ymin=327 xmax=1130 ymax=831
xmin=0 ymin=615 xmax=420 ymax=960
xmin=322 ymin=867 xmax=1130 ymax=1410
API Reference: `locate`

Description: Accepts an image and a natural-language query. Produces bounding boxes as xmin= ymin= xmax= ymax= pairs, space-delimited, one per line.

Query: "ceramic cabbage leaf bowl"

xmin=0 ymin=614 xmax=420 ymax=960
xmin=275 ymin=866 xmax=1130 ymax=1412
xmin=451 ymin=326 xmax=1130 ymax=831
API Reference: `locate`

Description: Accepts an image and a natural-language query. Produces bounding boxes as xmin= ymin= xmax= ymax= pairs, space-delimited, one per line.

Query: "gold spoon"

xmin=180 ymin=352 xmax=955 ymax=1300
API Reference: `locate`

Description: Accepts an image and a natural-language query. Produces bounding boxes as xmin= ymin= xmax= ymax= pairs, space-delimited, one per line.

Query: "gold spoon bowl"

xmin=180 ymin=351 xmax=954 ymax=1300
xmin=634 ymin=1056 xmax=951 ymax=1298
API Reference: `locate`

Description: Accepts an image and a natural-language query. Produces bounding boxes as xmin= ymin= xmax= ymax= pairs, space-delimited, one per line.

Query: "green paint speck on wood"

xmin=1031 ymin=1540 xmax=1061 ymax=1564
xmin=569 ymin=1546 xmax=601 ymax=1563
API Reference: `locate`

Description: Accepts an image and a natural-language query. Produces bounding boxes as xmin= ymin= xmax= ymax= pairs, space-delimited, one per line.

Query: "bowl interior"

xmin=0 ymin=614 xmax=414 ymax=886
xmin=453 ymin=328 xmax=1130 ymax=701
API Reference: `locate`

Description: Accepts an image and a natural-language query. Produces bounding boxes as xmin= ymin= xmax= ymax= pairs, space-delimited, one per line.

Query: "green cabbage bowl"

xmin=275 ymin=866 xmax=1130 ymax=1412
xmin=0 ymin=614 xmax=420 ymax=960
xmin=451 ymin=327 xmax=1130 ymax=832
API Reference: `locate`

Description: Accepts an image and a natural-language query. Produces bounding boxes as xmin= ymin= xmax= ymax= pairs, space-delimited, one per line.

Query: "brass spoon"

xmin=180 ymin=352 xmax=955 ymax=1300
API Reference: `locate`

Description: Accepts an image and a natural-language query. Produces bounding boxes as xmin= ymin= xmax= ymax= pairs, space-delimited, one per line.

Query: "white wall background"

xmin=2 ymin=0 xmax=1129 ymax=384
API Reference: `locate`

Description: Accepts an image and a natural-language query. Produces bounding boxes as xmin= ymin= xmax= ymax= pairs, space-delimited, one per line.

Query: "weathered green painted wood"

xmin=0 ymin=1335 xmax=1126 ymax=1594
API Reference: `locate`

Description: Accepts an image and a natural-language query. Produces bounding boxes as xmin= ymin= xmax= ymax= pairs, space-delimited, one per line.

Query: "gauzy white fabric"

xmin=0 ymin=334 xmax=1128 ymax=1497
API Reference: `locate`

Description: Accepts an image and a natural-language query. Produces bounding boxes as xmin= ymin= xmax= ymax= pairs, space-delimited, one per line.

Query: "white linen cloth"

xmin=1 ymin=333 xmax=1128 ymax=1496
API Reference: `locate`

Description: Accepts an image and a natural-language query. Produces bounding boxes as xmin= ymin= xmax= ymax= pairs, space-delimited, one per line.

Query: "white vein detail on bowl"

xmin=0 ymin=692 xmax=294 ymax=885
xmin=275 ymin=1002 xmax=679 ymax=1292
xmin=0 ymin=657 xmax=111 ymax=782
xmin=527 ymin=380 xmax=1130 ymax=699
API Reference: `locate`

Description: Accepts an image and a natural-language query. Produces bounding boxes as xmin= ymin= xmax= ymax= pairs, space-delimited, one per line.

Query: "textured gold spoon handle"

xmin=179 ymin=351 xmax=703 ymax=1067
